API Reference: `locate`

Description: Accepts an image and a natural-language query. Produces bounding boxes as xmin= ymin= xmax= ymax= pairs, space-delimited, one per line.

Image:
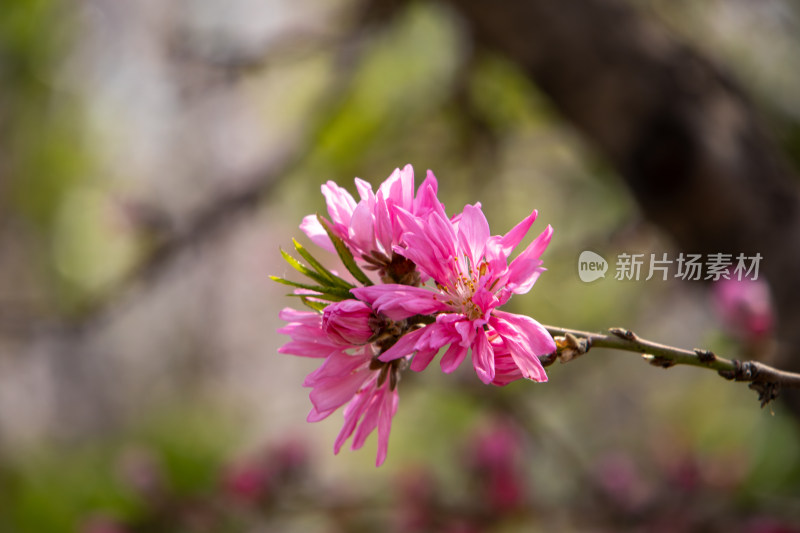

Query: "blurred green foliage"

xmin=0 ymin=406 xmax=234 ymax=533
xmin=1 ymin=0 xmax=100 ymax=312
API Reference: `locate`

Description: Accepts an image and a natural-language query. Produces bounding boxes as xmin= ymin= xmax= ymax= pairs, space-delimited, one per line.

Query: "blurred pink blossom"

xmin=467 ymin=419 xmax=528 ymax=513
xmin=713 ymin=277 xmax=773 ymax=342
xmin=223 ymin=438 xmax=309 ymax=504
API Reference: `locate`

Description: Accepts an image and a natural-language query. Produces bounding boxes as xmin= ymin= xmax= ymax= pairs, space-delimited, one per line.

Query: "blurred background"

xmin=2 ymin=0 xmax=800 ymax=531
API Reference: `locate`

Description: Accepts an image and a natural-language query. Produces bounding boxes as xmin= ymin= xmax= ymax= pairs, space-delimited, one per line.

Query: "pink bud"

xmin=323 ymin=300 xmax=374 ymax=345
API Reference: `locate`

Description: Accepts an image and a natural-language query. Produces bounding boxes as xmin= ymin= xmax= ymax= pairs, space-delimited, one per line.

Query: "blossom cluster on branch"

xmin=274 ymin=165 xmax=555 ymax=465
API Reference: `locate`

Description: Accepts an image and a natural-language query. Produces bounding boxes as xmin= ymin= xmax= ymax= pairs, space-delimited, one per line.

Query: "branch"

xmin=540 ymin=325 xmax=800 ymax=407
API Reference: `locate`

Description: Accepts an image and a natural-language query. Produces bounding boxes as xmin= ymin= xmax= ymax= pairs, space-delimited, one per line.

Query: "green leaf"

xmin=269 ymin=276 xmax=351 ymax=301
xmin=300 ymin=296 xmax=328 ymax=312
xmin=280 ymin=248 xmax=330 ymax=286
xmin=293 ymin=238 xmax=354 ymax=289
xmin=285 ymin=292 xmax=347 ymax=302
xmin=317 ymin=215 xmax=373 ymax=286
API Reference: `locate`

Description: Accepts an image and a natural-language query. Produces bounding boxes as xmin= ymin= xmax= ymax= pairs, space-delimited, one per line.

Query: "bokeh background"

xmin=2 ymin=0 xmax=800 ymax=531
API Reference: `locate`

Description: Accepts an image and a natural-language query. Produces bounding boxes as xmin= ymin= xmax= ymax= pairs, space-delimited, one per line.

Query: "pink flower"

xmin=353 ymin=203 xmax=555 ymax=385
xmin=277 ymin=166 xmax=557 ymax=465
xmin=299 ymin=164 xmax=443 ymax=283
xmin=278 ymin=306 xmax=402 ymax=466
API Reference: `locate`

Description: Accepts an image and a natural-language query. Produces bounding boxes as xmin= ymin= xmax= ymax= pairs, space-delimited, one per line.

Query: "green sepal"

xmin=299 ymin=296 xmax=328 ymax=313
xmin=317 ymin=215 xmax=373 ymax=286
xmin=285 ymin=292 xmax=346 ymax=302
xmin=280 ymin=249 xmax=331 ymax=286
xmin=270 ymin=276 xmax=351 ymax=301
xmin=292 ymin=238 xmax=354 ymax=289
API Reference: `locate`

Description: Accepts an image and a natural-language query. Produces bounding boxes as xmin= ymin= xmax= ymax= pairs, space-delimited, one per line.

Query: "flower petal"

xmin=471 ymin=329 xmax=495 ymax=384
xmin=299 ymin=214 xmax=335 ymax=253
xmin=348 ymin=201 xmax=376 ymax=256
xmin=413 ymin=170 xmax=441 ymax=215
xmin=439 ymin=342 xmax=468 ymax=373
xmin=506 ymin=225 xmax=553 ymax=295
xmin=321 ymin=181 xmax=357 ymax=228
xmin=352 ymin=285 xmax=448 ymax=321
xmin=457 ymin=204 xmax=490 ymax=267
xmin=500 ymin=210 xmax=537 ymax=255
xmin=490 ymin=311 xmax=553 ymax=382
xmin=376 ymin=387 xmax=399 ymax=466
xmin=378 ymin=327 xmax=427 ymax=361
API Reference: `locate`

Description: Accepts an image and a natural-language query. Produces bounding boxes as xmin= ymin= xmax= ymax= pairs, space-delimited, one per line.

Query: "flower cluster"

xmin=274 ymin=165 xmax=555 ymax=465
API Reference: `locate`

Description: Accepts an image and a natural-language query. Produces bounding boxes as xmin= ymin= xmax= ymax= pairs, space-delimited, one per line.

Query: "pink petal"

xmin=307 ymin=406 xmax=335 ymax=422
xmin=455 ymin=319 xmax=478 ymax=347
xmin=398 ymin=164 xmax=415 ymax=210
xmin=352 ymin=392 xmax=381 ymax=451
xmin=321 ymin=181 xmax=357 ymax=227
xmin=500 ymin=210 xmax=538 ymax=255
xmin=334 ymin=388 xmax=371 ymax=454
xmin=354 ymin=178 xmax=375 ymax=204
xmin=348 ymin=202 xmax=376 ymax=255
xmin=379 ymin=165 xmax=415 ymax=212
xmin=278 ymin=307 xmax=321 ymax=323
xmin=392 ymin=206 xmax=457 ymax=285
xmin=471 ymin=329 xmax=495 ymax=384
xmin=352 ymin=285 xmax=448 ymax=321
xmin=376 ymin=387 xmax=399 ymax=466
xmin=457 ymin=204 xmax=490 ymax=268
xmin=490 ymin=311 xmax=553 ymax=382
xmin=408 ymin=324 xmax=450 ymax=371
xmin=378 ymin=327 xmax=427 ymax=361
xmin=307 ymin=367 xmax=368 ymax=416
xmin=439 ymin=342 xmax=468 ymax=373
xmin=506 ymin=225 xmax=553 ymax=295
xmin=410 ymin=345 xmax=439 ymax=372
xmin=374 ymin=194 xmax=394 ymax=253
xmin=277 ymin=341 xmax=337 ymax=358
xmin=299 ymin=214 xmax=335 ymax=253
xmin=303 ymin=349 xmax=367 ymax=386
xmin=413 ymin=170 xmax=440 ymax=215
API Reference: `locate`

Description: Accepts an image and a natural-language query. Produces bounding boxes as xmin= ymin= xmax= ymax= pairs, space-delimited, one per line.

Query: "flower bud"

xmin=323 ymin=300 xmax=374 ymax=345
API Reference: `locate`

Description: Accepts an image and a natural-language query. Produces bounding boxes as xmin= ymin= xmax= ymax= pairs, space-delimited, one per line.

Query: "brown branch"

xmin=541 ymin=325 xmax=800 ymax=407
